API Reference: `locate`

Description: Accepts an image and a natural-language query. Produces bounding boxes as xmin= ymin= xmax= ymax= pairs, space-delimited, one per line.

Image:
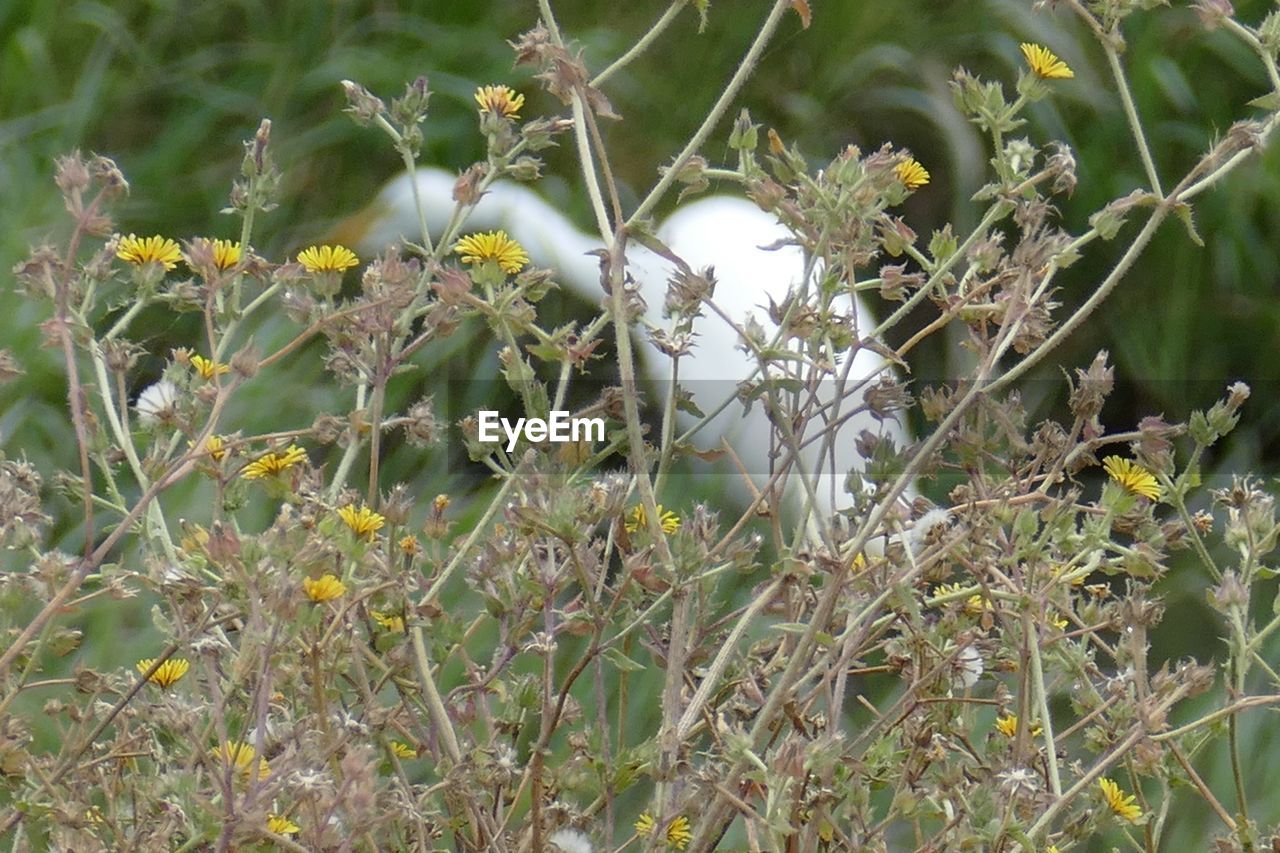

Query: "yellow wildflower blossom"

xmin=190 ymin=354 xmax=230 ymax=381
xmin=474 ymin=84 xmax=524 ymax=118
xmin=995 ymin=713 xmax=1042 ymax=739
xmin=117 ymin=234 xmax=182 ymax=270
xmin=1021 ymin=43 xmax=1075 ymax=80
xmin=1099 ymin=777 xmax=1142 ymax=823
xmin=303 ymin=573 xmax=346 ymax=602
xmin=390 ymin=741 xmax=417 ymax=759
xmin=371 ymin=610 xmax=406 ymax=633
xmin=338 ymin=503 xmax=386 ymax=541
xmin=136 ymin=657 xmax=189 ymax=688
xmin=665 ymin=815 xmax=692 ymax=850
xmin=210 ymin=740 xmax=270 ymax=780
xmin=625 ymin=503 xmax=680 ymax=535
xmin=398 ymin=535 xmax=422 ymax=556
xmin=454 ymin=230 xmax=529 ymax=275
xmin=210 ymin=238 xmax=242 ymax=271
xmin=203 ymin=435 xmax=227 ymax=462
xmin=297 ymin=244 xmax=359 ymax=274
xmin=895 ymin=157 xmax=930 ymax=189
xmin=267 ymin=814 xmax=299 ymax=836
xmin=1102 ymin=455 xmax=1160 ymax=500
xmin=241 ymin=445 xmax=307 ymax=480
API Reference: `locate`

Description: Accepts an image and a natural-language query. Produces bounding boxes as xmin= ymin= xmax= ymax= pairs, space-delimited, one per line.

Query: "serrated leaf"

xmin=1173 ymin=202 xmax=1203 ymax=247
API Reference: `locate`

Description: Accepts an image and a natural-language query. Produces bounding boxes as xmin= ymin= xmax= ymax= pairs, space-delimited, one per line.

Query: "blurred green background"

xmin=3 ymin=0 xmax=1280 ymax=847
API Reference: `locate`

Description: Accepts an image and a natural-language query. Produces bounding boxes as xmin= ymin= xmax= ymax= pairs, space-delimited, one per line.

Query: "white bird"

xmin=333 ymin=167 xmax=910 ymax=516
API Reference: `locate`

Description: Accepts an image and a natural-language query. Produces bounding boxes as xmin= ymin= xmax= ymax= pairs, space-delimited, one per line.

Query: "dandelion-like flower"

xmin=210 ymin=740 xmax=270 ymax=780
xmin=995 ymin=714 xmax=1042 ymax=739
xmin=895 ymin=157 xmax=930 ymax=189
xmin=267 ymin=814 xmax=300 ymax=836
xmin=136 ymin=657 xmax=189 ymax=688
xmin=454 ymin=230 xmax=529 ymax=275
xmin=303 ymin=573 xmax=346 ymax=602
xmin=1021 ymin=43 xmax=1075 ymax=80
xmin=241 ymin=445 xmax=307 ymax=480
xmin=1099 ymin=777 xmax=1143 ymax=823
xmin=371 ymin=610 xmax=406 ymax=633
xmin=634 ymin=814 xmax=690 ymax=849
xmin=297 ymin=244 xmax=359 ymax=274
xmin=398 ymin=535 xmax=422 ymax=556
xmin=1102 ymin=455 xmax=1160 ymax=500
xmin=210 ymin=238 xmax=242 ymax=271
xmin=190 ymin=355 xmax=230 ymax=381
xmin=202 ymin=435 xmax=227 ymax=462
xmin=136 ymin=379 xmax=179 ymax=424
xmin=625 ymin=504 xmax=680 ymax=535
xmin=390 ymin=741 xmax=417 ymax=759
xmin=338 ymin=503 xmax=386 ymax=541
xmin=117 ymin=234 xmax=182 ymax=270
xmin=474 ymin=84 xmax=525 ymax=118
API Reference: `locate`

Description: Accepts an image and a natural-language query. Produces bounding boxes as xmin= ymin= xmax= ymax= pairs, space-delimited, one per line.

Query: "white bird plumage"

xmin=338 ymin=167 xmax=910 ymax=513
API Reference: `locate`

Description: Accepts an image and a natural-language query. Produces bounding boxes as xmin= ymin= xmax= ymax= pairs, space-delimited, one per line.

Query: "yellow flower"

xmin=338 ymin=503 xmax=386 ymax=541
xmin=635 ymin=813 xmax=657 ymax=838
xmin=995 ymin=713 xmax=1042 ymax=739
xmin=267 ymin=814 xmax=299 ymax=836
xmin=665 ymin=815 xmax=692 ymax=850
xmin=390 ymin=741 xmax=417 ymax=759
xmin=1099 ymin=777 xmax=1142 ymax=823
xmin=474 ymin=84 xmax=525 ymax=118
xmin=371 ymin=610 xmax=406 ymax=633
xmin=210 ymin=740 xmax=270 ymax=780
xmin=241 ymin=444 xmax=307 ymax=480
xmin=136 ymin=657 xmax=190 ymax=688
xmin=398 ymin=535 xmax=422 ymax=556
xmin=190 ymin=354 xmax=230 ymax=382
xmin=1102 ymin=455 xmax=1160 ymax=500
xmin=625 ymin=503 xmax=680 ymax=535
xmin=895 ymin=157 xmax=930 ymax=190
xmin=297 ymin=244 xmax=359 ymax=274
xmin=454 ymin=230 xmax=529 ymax=275
xmin=1050 ymin=611 xmax=1069 ymax=630
xmin=303 ymin=573 xmax=346 ymax=602
xmin=1021 ymin=43 xmax=1075 ymax=80
xmin=117 ymin=234 xmax=183 ymax=270
xmin=210 ymin=239 xmax=242 ymax=271
xmin=202 ymin=435 xmax=227 ymax=463
xmin=964 ymin=593 xmax=991 ymax=616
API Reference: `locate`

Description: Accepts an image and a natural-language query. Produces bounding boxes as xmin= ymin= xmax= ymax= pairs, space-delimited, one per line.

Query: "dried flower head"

xmin=241 ymin=445 xmax=307 ymax=480
xmin=455 ymin=230 xmax=529 ymax=275
xmin=338 ymin=503 xmax=386 ymax=541
xmin=1021 ymin=43 xmax=1074 ymax=80
xmin=303 ymin=573 xmax=346 ymax=602
xmin=136 ymin=657 xmax=189 ymax=688
xmin=895 ymin=157 xmax=930 ymax=189
xmin=474 ymin=84 xmax=525 ymax=118
xmin=1102 ymin=455 xmax=1160 ymax=500
xmin=136 ymin=379 xmax=179 ymax=424
xmin=297 ymin=244 xmax=359 ymax=274
xmin=117 ymin=234 xmax=182 ymax=270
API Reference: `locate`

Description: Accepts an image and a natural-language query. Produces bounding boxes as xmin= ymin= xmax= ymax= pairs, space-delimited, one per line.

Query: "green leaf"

xmin=602 ymin=647 xmax=647 ymax=672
